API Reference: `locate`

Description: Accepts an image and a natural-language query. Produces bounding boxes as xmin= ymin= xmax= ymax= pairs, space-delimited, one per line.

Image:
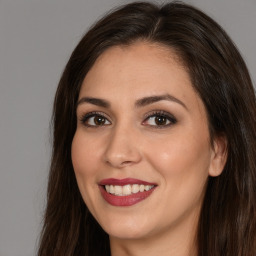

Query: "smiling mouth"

xmin=104 ymin=184 xmax=155 ymax=196
xmin=99 ymin=178 xmax=157 ymax=206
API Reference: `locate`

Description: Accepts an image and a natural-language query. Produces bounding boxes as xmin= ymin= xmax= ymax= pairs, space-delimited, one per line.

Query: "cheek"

xmin=144 ymin=127 xmax=212 ymax=189
xmin=71 ymin=131 xmax=103 ymax=207
xmin=71 ymin=131 xmax=102 ymax=178
xmin=148 ymin=132 xmax=211 ymax=215
xmin=71 ymin=131 xmax=104 ymax=211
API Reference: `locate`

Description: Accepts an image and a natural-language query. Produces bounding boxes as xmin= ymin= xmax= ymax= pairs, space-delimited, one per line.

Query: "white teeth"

xmin=110 ymin=185 xmax=115 ymax=194
xmin=123 ymin=185 xmax=132 ymax=195
xmin=132 ymin=184 xmax=140 ymax=193
xmin=145 ymin=185 xmax=151 ymax=191
xmin=114 ymin=185 xmax=122 ymax=196
xmin=104 ymin=184 xmax=154 ymax=196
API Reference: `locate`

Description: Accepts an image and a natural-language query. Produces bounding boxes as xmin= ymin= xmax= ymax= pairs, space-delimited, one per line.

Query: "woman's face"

xmin=72 ymin=42 xmax=225 ymax=241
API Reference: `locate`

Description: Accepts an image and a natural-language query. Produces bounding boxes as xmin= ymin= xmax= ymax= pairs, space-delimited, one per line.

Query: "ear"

xmin=208 ymin=135 xmax=228 ymax=177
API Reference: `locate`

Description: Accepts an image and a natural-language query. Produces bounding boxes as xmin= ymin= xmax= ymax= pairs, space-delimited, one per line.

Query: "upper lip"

xmin=99 ymin=178 xmax=157 ymax=186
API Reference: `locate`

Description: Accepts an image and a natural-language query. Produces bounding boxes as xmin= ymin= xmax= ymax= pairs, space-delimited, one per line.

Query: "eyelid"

xmin=142 ymin=110 xmax=177 ymax=127
xmin=79 ymin=111 xmax=112 ymax=126
xmin=78 ymin=110 xmax=177 ymax=128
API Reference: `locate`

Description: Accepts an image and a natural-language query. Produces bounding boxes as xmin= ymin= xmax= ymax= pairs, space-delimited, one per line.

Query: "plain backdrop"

xmin=0 ymin=0 xmax=255 ymax=255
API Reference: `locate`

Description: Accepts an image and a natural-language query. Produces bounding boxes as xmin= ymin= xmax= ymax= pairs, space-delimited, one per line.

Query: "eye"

xmin=143 ymin=111 xmax=177 ymax=127
xmin=80 ymin=112 xmax=111 ymax=127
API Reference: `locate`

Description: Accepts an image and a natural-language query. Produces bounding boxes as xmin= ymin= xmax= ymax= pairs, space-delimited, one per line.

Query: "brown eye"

xmin=81 ymin=113 xmax=111 ymax=127
xmin=155 ymin=116 xmax=168 ymax=125
xmin=143 ymin=111 xmax=177 ymax=128
xmin=94 ymin=115 xmax=107 ymax=125
xmin=146 ymin=115 xmax=170 ymax=126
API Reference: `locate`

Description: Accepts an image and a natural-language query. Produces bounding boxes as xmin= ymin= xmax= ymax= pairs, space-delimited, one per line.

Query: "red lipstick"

xmin=100 ymin=178 xmax=155 ymax=186
xmin=99 ymin=178 xmax=157 ymax=207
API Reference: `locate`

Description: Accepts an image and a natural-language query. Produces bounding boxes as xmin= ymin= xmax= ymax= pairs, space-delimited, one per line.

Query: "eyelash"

xmin=79 ymin=111 xmax=111 ymax=127
xmin=79 ymin=110 xmax=177 ymax=128
xmin=143 ymin=110 xmax=177 ymax=128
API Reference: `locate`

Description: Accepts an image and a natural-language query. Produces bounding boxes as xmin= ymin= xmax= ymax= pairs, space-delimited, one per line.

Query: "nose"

xmin=103 ymin=125 xmax=142 ymax=168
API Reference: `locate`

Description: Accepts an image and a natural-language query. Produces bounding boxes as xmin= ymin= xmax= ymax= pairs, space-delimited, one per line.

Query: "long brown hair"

xmin=37 ymin=2 xmax=256 ymax=255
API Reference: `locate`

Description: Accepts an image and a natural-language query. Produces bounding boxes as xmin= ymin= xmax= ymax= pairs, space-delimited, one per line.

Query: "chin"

xmin=106 ymin=226 xmax=150 ymax=240
xmin=98 ymin=214 xmax=153 ymax=240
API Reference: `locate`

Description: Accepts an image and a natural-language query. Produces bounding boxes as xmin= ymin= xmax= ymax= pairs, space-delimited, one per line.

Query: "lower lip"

xmin=99 ymin=186 xmax=156 ymax=206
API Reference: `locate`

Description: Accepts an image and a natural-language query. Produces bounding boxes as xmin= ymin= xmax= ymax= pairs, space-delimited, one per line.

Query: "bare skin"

xmin=72 ymin=41 xmax=227 ymax=256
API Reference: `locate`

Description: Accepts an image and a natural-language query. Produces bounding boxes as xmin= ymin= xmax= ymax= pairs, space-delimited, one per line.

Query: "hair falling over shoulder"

xmin=37 ymin=1 xmax=256 ymax=255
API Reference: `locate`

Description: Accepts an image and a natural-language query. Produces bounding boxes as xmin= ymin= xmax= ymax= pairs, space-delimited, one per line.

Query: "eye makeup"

xmin=79 ymin=109 xmax=177 ymax=129
xmin=142 ymin=110 xmax=177 ymax=128
xmin=79 ymin=111 xmax=111 ymax=127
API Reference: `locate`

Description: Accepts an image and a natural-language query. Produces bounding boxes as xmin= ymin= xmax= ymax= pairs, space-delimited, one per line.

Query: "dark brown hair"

xmin=37 ymin=1 xmax=256 ymax=255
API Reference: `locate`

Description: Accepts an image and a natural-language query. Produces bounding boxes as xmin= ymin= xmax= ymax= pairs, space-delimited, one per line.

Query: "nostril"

xmin=121 ymin=161 xmax=133 ymax=165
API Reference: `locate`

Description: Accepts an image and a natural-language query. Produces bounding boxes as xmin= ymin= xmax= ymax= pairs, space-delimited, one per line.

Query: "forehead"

xmin=79 ymin=41 xmax=208 ymax=117
xmin=78 ymin=41 xmax=207 ymax=123
xmin=79 ymin=41 xmax=191 ymax=97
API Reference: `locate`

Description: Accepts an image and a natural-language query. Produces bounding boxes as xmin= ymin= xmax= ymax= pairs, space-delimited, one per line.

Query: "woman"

xmin=37 ymin=1 xmax=256 ymax=256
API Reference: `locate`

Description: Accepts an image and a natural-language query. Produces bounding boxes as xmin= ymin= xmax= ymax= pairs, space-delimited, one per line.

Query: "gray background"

xmin=0 ymin=0 xmax=255 ymax=255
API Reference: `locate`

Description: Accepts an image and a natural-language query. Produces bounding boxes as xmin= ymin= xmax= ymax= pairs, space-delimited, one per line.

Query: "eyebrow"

xmin=77 ymin=94 xmax=187 ymax=110
xmin=77 ymin=97 xmax=110 ymax=108
xmin=134 ymin=94 xmax=187 ymax=109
